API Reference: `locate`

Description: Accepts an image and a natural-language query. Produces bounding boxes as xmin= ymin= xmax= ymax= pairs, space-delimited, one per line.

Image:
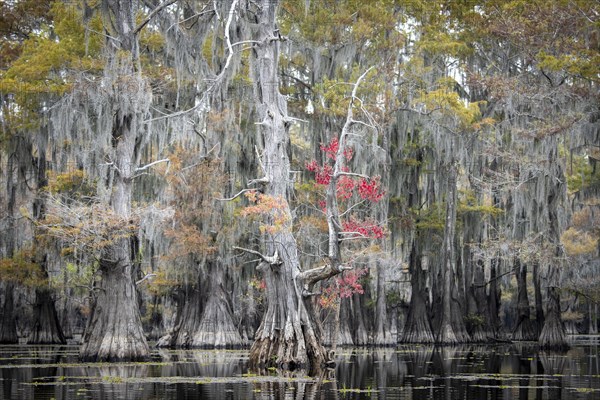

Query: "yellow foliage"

xmin=46 ymin=169 xmax=95 ymax=197
xmin=414 ymin=87 xmax=483 ymax=130
xmin=561 ymin=228 xmax=598 ymax=257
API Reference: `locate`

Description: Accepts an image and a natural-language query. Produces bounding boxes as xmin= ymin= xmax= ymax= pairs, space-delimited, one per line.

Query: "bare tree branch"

xmin=135 ymin=158 xmax=170 ymax=172
xmin=233 ymin=246 xmax=281 ymax=265
xmin=136 ymin=273 xmax=157 ymax=286
xmin=217 ymin=188 xmax=255 ymax=201
xmin=134 ymin=0 xmax=178 ymax=36
xmin=299 ymin=263 xmax=353 ymax=287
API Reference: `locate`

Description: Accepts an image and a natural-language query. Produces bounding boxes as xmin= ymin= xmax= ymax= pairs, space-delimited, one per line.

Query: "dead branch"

xmin=136 ymin=273 xmax=157 ymax=286
xmin=135 ymin=158 xmax=170 ymax=172
xmin=299 ymin=263 xmax=353 ymax=287
xmin=233 ymin=246 xmax=281 ymax=265
xmin=216 ymin=188 xmax=255 ymax=201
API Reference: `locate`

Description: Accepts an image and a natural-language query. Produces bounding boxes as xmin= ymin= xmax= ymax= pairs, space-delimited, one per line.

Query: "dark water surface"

xmin=1 ymin=337 xmax=600 ymax=399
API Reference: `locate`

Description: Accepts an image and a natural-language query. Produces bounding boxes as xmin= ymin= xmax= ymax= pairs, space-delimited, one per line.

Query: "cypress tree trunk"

xmin=80 ymin=255 xmax=149 ymax=361
xmin=533 ymin=262 xmax=545 ymax=333
xmin=28 ymin=126 xmax=65 ymax=345
xmin=539 ymin=163 xmax=568 ymax=350
xmin=246 ymin=0 xmax=328 ymax=371
xmin=162 ymin=283 xmax=203 ymax=348
xmin=487 ymin=259 xmax=502 ymax=338
xmin=159 ymin=264 xmax=242 ymax=348
xmin=80 ymin=0 xmax=151 ymax=361
xmin=435 ymin=163 xmax=470 ymax=344
xmin=352 ymin=292 xmax=369 ymax=346
xmin=512 ymin=259 xmax=538 ymax=341
xmin=469 ymin=260 xmax=492 ymax=342
xmin=0 ymin=283 xmax=18 ymax=344
xmin=589 ymin=303 xmax=598 ymax=335
xmin=539 ymin=266 xmax=568 ymax=350
xmin=401 ymin=241 xmax=434 ymax=343
xmin=0 ymin=148 xmax=19 ymax=344
xmin=373 ymin=260 xmax=394 ymax=345
xmin=189 ymin=263 xmax=243 ymax=348
xmin=338 ymin=298 xmax=354 ymax=346
xmin=27 ymin=285 xmax=66 ymax=344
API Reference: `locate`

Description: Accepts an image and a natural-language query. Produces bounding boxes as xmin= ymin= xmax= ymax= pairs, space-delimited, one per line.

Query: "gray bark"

xmin=401 ymin=241 xmax=434 ymax=343
xmin=435 ymin=163 xmax=470 ymax=344
xmin=373 ymin=260 xmax=394 ymax=345
xmin=80 ymin=0 xmax=151 ymax=361
xmin=247 ymin=0 xmax=327 ymax=371
xmin=512 ymin=259 xmax=538 ymax=341
xmin=0 ymin=283 xmax=18 ymax=344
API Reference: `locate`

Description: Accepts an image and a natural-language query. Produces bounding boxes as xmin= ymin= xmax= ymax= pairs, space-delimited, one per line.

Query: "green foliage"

xmin=0 ymin=1 xmax=103 ymax=131
xmin=281 ymin=0 xmax=401 ymax=50
xmin=0 ymin=248 xmax=45 ymax=287
xmin=49 ymin=261 xmax=97 ymax=295
xmin=414 ymin=86 xmax=484 ymax=130
xmin=566 ymin=155 xmax=600 ymax=194
xmin=458 ymin=190 xmax=504 ymax=217
xmin=464 ymin=313 xmax=486 ymax=329
xmin=413 ymin=203 xmax=445 ymax=232
xmin=46 ymin=170 xmax=96 ymax=199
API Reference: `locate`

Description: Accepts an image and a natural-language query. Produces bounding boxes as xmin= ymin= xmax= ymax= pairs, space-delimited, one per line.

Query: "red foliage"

xmin=317 ymin=200 xmax=327 ymax=212
xmin=358 ymin=176 xmax=385 ymax=202
xmin=336 ymin=173 xmax=356 ymax=199
xmin=320 ymin=137 xmax=339 ymax=160
xmin=305 ymin=137 xmax=386 ymax=240
xmin=306 ymin=160 xmax=333 ymax=185
xmin=318 ymin=267 xmax=368 ymax=308
xmin=319 ymin=137 xmax=354 ymax=162
xmin=342 ymin=218 xmax=385 ymax=239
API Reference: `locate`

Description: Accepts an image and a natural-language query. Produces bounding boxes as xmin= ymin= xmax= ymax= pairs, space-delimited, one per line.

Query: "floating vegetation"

xmin=2 ymin=345 xmax=600 ymax=399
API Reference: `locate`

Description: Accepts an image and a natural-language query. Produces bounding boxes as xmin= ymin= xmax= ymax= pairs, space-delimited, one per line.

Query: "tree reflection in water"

xmin=1 ymin=343 xmax=600 ymax=399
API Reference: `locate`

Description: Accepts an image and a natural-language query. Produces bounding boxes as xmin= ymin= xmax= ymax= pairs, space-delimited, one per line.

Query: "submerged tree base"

xmin=80 ymin=262 xmax=149 ymax=362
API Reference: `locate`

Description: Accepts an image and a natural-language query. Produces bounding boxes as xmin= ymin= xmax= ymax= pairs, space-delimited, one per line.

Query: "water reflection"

xmin=0 ymin=341 xmax=599 ymax=399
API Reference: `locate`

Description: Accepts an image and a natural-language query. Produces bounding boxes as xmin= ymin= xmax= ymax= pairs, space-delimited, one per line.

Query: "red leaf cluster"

xmin=342 ymin=218 xmax=385 ymax=239
xmin=318 ymin=267 xmax=368 ymax=308
xmin=306 ymin=160 xmax=333 ymax=185
xmin=358 ymin=176 xmax=384 ymax=202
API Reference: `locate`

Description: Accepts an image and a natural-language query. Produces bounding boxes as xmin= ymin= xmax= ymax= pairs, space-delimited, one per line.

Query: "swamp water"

xmin=1 ymin=337 xmax=600 ymax=399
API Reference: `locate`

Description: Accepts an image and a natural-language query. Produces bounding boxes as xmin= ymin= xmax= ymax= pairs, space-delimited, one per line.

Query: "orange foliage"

xmin=241 ymin=191 xmax=291 ymax=235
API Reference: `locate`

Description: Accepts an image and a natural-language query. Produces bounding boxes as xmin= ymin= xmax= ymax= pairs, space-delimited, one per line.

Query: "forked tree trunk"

xmin=512 ymin=259 xmax=538 ymax=341
xmin=247 ymin=0 xmax=327 ymax=371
